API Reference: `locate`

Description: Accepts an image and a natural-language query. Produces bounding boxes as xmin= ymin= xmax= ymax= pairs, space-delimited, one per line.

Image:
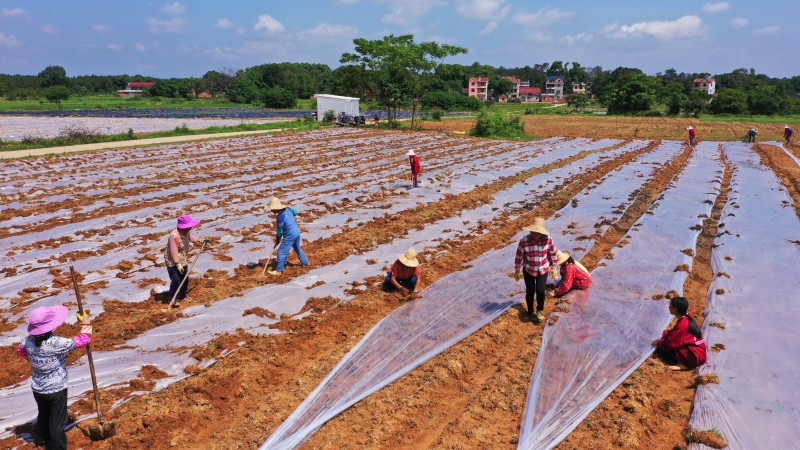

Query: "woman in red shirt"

xmin=514 ymin=217 xmax=558 ymax=323
xmin=407 ymin=149 xmax=421 ymax=188
xmin=548 ymin=250 xmax=592 ymax=297
xmin=653 ymin=296 xmax=707 ymax=370
xmin=384 ymin=248 xmax=423 ymax=298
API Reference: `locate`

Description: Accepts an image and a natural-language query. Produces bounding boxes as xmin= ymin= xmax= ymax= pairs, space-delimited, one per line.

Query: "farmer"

xmin=17 ymin=306 xmax=92 ymax=450
xmin=407 ymin=149 xmax=421 ymax=188
xmin=686 ymin=126 xmax=696 ymax=146
xmin=747 ymin=127 xmax=758 ymax=143
xmin=164 ymin=215 xmax=207 ymax=304
xmin=373 ymin=113 xmax=380 ymax=125
xmin=784 ymin=126 xmax=795 ymax=145
xmin=547 ymin=250 xmax=592 ymax=297
xmin=384 ymin=248 xmax=423 ymax=297
xmin=267 ymin=197 xmax=309 ymax=276
xmin=514 ymin=217 xmax=559 ymax=322
xmin=653 ymin=297 xmax=707 ymax=371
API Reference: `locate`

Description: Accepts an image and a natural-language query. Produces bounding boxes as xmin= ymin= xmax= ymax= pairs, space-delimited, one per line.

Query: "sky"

xmin=0 ymin=0 xmax=797 ymax=79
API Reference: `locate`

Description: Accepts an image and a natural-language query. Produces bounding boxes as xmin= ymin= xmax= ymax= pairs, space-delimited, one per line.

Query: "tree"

xmin=488 ymin=76 xmax=513 ymax=98
xmin=340 ymin=34 xmax=467 ymax=129
xmin=44 ymin=85 xmax=70 ymax=109
xmin=657 ymin=82 xmax=687 ymax=115
xmin=329 ymin=65 xmax=373 ymax=99
xmin=261 ymin=86 xmax=297 ymax=109
xmin=747 ymin=85 xmax=787 ymax=115
xmin=567 ymin=93 xmax=590 ymax=111
xmin=546 ymin=61 xmax=568 ymax=78
xmin=602 ymin=74 xmax=659 ymax=114
xmin=683 ymin=91 xmax=710 ymax=116
xmin=38 ymin=65 xmax=68 ymax=88
xmin=707 ymin=88 xmax=748 ymax=115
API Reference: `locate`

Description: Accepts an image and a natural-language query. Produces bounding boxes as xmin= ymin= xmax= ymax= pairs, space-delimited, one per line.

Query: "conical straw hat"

xmin=398 ymin=248 xmax=419 ymax=267
xmin=268 ymin=197 xmax=286 ymax=211
xmin=556 ymin=250 xmax=571 ymax=265
xmin=523 ymin=217 xmax=550 ymax=236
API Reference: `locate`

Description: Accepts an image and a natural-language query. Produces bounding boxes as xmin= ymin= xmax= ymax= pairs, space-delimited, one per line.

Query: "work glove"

xmin=177 ymin=263 xmax=184 ymax=273
xmin=76 ymin=311 xmax=91 ymax=324
xmin=80 ymin=324 xmax=93 ymax=335
xmin=513 ymin=271 xmax=522 ymax=282
xmin=203 ymin=238 xmax=210 ymax=245
xmin=550 ymin=267 xmax=559 ymax=279
xmin=292 ymin=208 xmax=299 ymax=216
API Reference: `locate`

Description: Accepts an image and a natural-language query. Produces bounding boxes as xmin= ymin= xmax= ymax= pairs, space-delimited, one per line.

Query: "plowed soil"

xmin=0 ymin=125 xmax=766 ymax=450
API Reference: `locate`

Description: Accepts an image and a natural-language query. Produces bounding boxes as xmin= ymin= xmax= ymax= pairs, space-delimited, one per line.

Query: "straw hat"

xmin=177 ymin=215 xmax=200 ymax=229
xmin=406 ymin=149 xmax=416 ymax=156
xmin=523 ymin=217 xmax=550 ymax=236
xmin=556 ymin=250 xmax=571 ymax=265
xmin=785 ymin=125 xmax=792 ymax=129
xmin=27 ymin=305 xmax=69 ymax=336
xmin=686 ymin=126 xmax=694 ymax=130
xmin=398 ymin=248 xmax=419 ymax=267
xmin=268 ymin=197 xmax=287 ymax=211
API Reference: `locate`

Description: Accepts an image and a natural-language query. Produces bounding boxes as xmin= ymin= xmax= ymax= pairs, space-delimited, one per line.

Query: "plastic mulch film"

xmin=260 ymin=141 xmax=687 ymax=449
xmin=688 ymin=143 xmax=800 ymax=449
xmin=518 ymin=142 xmax=724 ymax=449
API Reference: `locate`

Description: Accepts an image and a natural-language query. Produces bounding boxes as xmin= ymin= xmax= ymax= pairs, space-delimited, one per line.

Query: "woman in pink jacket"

xmin=548 ymin=250 xmax=592 ymax=297
xmin=653 ymin=296 xmax=707 ymax=371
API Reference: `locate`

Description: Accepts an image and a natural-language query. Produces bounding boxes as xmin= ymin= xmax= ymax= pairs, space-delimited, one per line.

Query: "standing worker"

xmin=784 ymin=125 xmax=795 ymax=145
xmin=747 ymin=127 xmax=758 ymax=143
xmin=407 ymin=149 xmax=421 ymax=189
xmin=384 ymin=248 xmax=423 ymax=297
xmin=17 ymin=306 xmax=92 ymax=450
xmin=686 ymin=126 xmax=696 ymax=146
xmin=164 ymin=215 xmax=207 ymax=305
xmin=514 ymin=217 xmax=559 ymax=323
xmin=267 ymin=197 xmax=309 ymax=276
xmin=547 ymin=250 xmax=592 ymax=297
xmin=653 ymin=297 xmax=707 ymax=371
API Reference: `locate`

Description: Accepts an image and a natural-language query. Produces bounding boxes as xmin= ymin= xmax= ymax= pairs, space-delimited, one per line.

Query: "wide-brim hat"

xmin=785 ymin=125 xmax=791 ymax=129
xmin=268 ymin=197 xmax=287 ymax=211
xmin=406 ymin=150 xmax=416 ymax=156
xmin=177 ymin=214 xmax=200 ymax=229
xmin=686 ymin=126 xmax=694 ymax=130
xmin=523 ymin=217 xmax=550 ymax=236
xmin=27 ymin=305 xmax=69 ymax=336
xmin=398 ymin=248 xmax=419 ymax=267
xmin=556 ymin=250 xmax=571 ymax=265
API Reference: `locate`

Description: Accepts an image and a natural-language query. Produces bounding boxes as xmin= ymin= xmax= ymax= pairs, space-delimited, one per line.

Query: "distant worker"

xmin=514 ymin=217 xmax=559 ymax=323
xmin=267 ymin=197 xmax=309 ymax=276
xmin=686 ymin=126 xmax=696 ymax=146
xmin=547 ymin=250 xmax=592 ymax=297
xmin=17 ymin=306 xmax=93 ymax=450
xmin=784 ymin=125 xmax=795 ymax=145
xmin=407 ymin=149 xmax=421 ymax=188
xmin=653 ymin=297 xmax=708 ymax=371
xmin=164 ymin=215 xmax=207 ymax=304
xmin=747 ymin=127 xmax=758 ymax=143
xmin=384 ymin=248 xmax=423 ymax=297
xmin=373 ymin=113 xmax=380 ymax=125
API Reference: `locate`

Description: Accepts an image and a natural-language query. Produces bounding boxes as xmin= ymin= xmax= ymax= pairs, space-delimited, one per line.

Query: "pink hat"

xmin=27 ymin=305 xmax=69 ymax=336
xmin=686 ymin=126 xmax=693 ymax=130
xmin=177 ymin=215 xmax=200 ymax=229
xmin=785 ymin=126 xmax=791 ymax=129
xmin=406 ymin=150 xmax=416 ymax=156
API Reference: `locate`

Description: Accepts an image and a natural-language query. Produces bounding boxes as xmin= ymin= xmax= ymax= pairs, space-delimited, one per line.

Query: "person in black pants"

xmin=514 ymin=217 xmax=559 ymax=323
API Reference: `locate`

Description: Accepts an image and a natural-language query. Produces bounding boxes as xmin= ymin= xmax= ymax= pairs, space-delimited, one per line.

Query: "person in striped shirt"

xmin=514 ymin=217 xmax=559 ymax=322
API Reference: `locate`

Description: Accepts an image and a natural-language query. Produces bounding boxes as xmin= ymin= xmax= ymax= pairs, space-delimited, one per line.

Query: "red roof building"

xmin=519 ymin=87 xmax=542 ymax=102
xmin=118 ymin=81 xmax=156 ymax=97
xmin=467 ymin=76 xmax=489 ymax=101
xmin=693 ymin=77 xmax=716 ymax=95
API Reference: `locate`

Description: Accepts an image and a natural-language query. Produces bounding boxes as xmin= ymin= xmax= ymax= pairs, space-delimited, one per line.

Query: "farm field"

xmin=1 ymin=126 xmax=799 ymax=450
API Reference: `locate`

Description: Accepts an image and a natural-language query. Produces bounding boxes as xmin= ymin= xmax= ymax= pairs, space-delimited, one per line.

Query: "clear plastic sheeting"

xmin=688 ymin=143 xmax=800 ymax=450
xmin=260 ymin=141 xmax=691 ymax=450
xmin=519 ymin=142 xmax=724 ymax=450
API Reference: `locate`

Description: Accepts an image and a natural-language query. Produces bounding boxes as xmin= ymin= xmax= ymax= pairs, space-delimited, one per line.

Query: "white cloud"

xmin=2 ymin=7 xmax=33 ymax=21
xmin=135 ymin=42 xmax=146 ymax=51
xmin=214 ymin=18 xmax=235 ymax=29
xmin=561 ymin=33 xmax=593 ymax=45
xmin=530 ymin=32 xmax=551 ymax=42
xmin=237 ymin=27 xmax=246 ymax=36
xmin=730 ymin=17 xmax=748 ymax=27
xmin=754 ymin=25 xmax=781 ymax=34
xmin=456 ymin=0 xmax=510 ymax=21
xmin=604 ymin=15 xmax=703 ymax=41
xmin=92 ymin=24 xmax=114 ymax=33
xmin=300 ymin=22 xmax=357 ymax=39
xmin=161 ymin=1 xmax=186 ymax=15
xmin=146 ymin=17 xmax=188 ymax=34
xmin=701 ymin=2 xmax=730 ymax=13
xmin=40 ymin=24 xmax=61 ymax=34
xmin=206 ymin=46 xmax=240 ymax=61
xmin=253 ymin=14 xmax=285 ymax=34
xmin=514 ymin=7 xmax=576 ymax=25
xmin=238 ymin=40 xmax=291 ymax=56
xmin=480 ymin=21 xmax=498 ymax=36
xmin=381 ymin=0 xmax=444 ymax=27
xmin=0 ymin=30 xmax=20 ymax=47
xmin=107 ymin=44 xmax=123 ymax=51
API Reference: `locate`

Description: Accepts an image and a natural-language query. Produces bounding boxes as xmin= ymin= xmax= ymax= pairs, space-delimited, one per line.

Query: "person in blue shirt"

xmin=267 ymin=197 xmax=309 ymax=275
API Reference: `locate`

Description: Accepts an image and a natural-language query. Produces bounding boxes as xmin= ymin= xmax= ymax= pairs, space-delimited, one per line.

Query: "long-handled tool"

xmin=169 ymin=240 xmax=208 ymax=308
xmin=69 ymin=266 xmax=115 ymax=441
xmin=261 ymin=240 xmax=281 ymax=276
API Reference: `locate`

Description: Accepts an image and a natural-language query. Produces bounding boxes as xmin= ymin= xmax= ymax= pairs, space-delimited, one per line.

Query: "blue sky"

xmin=0 ymin=0 xmax=797 ymax=78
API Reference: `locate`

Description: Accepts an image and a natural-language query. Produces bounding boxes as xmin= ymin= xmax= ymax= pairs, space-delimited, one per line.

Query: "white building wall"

xmin=315 ymin=95 xmax=360 ymax=120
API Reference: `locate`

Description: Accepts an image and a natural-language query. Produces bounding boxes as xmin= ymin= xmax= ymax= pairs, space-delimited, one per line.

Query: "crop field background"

xmin=1 ymin=123 xmax=799 ymax=449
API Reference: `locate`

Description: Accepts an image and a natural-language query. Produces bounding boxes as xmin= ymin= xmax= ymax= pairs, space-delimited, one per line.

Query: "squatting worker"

xmin=17 ymin=306 xmax=92 ymax=450
xmin=653 ymin=296 xmax=707 ymax=371
xmin=686 ymin=126 xmax=696 ymax=146
xmin=267 ymin=197 xmax=309 ymax=276
xmin=747 ymin=127 xmax=758 ymax=143
xmin=384 ymin=248 xmax=424 ymax=297
xmin=784 ymin=125 xmax=795 ymax=145
xmin=164 ymin=215 xmax=207 ymax=304
xmin=514 ymin=217 xmax=559 ymax=323
xmin=407 ymin=149 xmax=421 ymax=189
xmin=547 ymin=250 xmax=592 ymax=297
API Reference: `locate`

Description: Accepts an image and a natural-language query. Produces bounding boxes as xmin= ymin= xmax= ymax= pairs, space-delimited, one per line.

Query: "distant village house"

xmin=543 ymin=76 xmax=564 ymax=101
xmin=466 ymin=76 xmax=489 ymax=101
xmin=117 ymin=82 xmax=155 ymax=97
xmin=692 ymin=77 xmax=716 ymax=95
